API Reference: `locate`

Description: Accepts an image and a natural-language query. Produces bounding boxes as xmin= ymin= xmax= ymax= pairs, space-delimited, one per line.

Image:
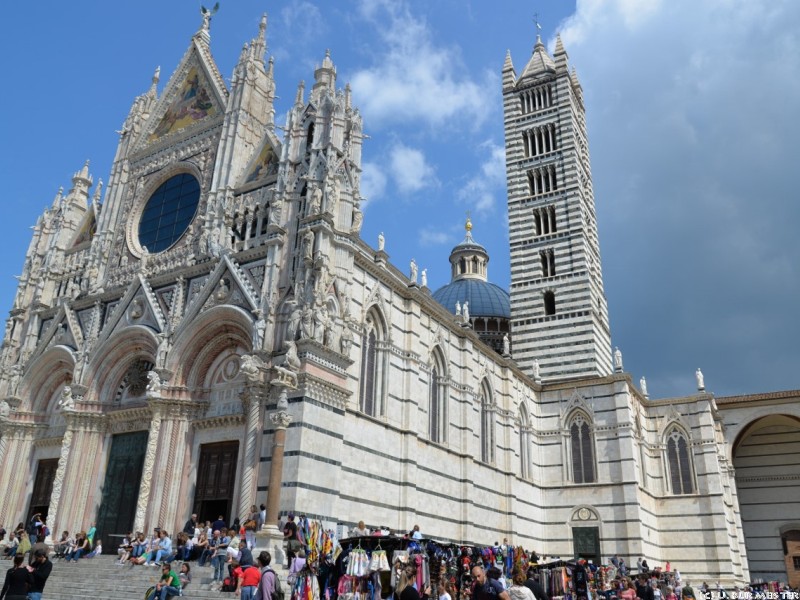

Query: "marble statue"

xmin=156 ymin=332 xmax=170 ymax=369
xmin=300 ymin=307 xmax=315 ymax=340
xmin=409 ymin=259 xmax=418 ymax=284
xmin=241 ymin=354 xmax=264 ymax=380
xmin=455 ymin=301 xmax=461 ymax=316
xmin=340 ymin=325 xmax=354 ymax=355
xmin=421 ymin=269 xmax=427 ymax=288
xmin=286 ymin=304 xmax=301 ymax=341
xmin=533 ymin=359 xmax=541 ymax=381
xmin=378 ymin=232 xmax=385 ymax=251
xmin=613 ymin=347 xmax=623 ymax=372
xmin=302 ymin=228 xmax=314 ymax=261
xmin=309 ymin=184 xmax=323 ymax=214
xmin=146 ymin=371 xmax=162 ymax=394
xmin=462 ymin=301 xmax=469 ymax=321
xmin=253 ymin=310 xmax=266 ymax=349
xmin=351 ymin=205 xmax=363 ymax=233
xmin=696 ymin=368 xmax=705 ymax=390
xmin=284 ymin=340 xmax=301 ymax=371
xmin=57 ymin=386 xmax=75 ymax=411
xmin=640 ymin=376 xmax=648 ymax=397
xmin=502 ymin=333 xmax=510 ymax=356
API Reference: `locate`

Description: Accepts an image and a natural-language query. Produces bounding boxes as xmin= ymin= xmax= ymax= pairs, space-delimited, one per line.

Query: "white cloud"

xmin=349 ymin=1 xmax=495 ymax=128
xmin=457 ymin=141 xmax=506 ymax=215
xmin=360 ymin=161 xmax=387 ymax=207
xmin=389 ymin=143 xmax=436 ymax=194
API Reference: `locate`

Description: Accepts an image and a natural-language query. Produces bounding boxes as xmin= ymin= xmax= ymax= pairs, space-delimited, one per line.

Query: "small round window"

xmin=138 ymin=173 xmax=201 ymax=253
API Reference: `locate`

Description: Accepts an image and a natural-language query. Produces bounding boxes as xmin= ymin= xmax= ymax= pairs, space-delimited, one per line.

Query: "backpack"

xmin=222 ymin=576 xmax=237 ymax=592
xmin=264 ymin=566 xmax=285 ymax=600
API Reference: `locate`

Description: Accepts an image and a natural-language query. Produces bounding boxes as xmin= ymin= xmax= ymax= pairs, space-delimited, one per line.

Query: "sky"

xmin=1 ymin=0 xmax=799 ymax=399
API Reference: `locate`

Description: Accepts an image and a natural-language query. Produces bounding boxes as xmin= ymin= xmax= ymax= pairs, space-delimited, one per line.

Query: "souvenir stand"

xmin=286 ymin=519 xmax=343 ymax=600
xmin=318 ymin=533 xmax=543 ymax=600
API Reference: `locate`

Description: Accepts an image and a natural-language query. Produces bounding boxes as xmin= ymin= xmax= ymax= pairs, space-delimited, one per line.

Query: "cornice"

xmin=192 ymin=413 xmax=245 ymax=430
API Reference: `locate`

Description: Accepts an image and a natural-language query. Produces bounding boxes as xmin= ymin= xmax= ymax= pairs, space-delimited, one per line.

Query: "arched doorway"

xmin=733 ymin=415 xmax=800 ymax=587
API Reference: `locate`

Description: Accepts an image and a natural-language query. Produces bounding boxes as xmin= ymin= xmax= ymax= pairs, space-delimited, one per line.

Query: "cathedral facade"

xmin=0 ymin=12 xmax=798 ymax=588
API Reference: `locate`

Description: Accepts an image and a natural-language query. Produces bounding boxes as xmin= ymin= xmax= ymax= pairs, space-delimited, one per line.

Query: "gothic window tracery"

xmin=359 ymin=309 xmax=387 ymax=418
xmin=429 ymin=348 xmax=448 ymax=444
xmin=666 ymin=427 xmax=695 ymax=494
xmin=519 ymin=404 xmax=532 ymax=479
xmin=569 ymin=412 xmax=596 ymax=484
xmin=480 ymin=380 xmax=495 ymax=464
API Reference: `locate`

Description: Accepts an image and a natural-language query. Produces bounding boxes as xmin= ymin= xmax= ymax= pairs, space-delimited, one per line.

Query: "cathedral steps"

xmin=37 ymin=554 xmax=284 ymax=600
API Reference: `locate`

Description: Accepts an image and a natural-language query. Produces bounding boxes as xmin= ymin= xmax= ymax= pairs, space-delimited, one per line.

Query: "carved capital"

xmin=269 ymin=410 xmax=292 ymax=430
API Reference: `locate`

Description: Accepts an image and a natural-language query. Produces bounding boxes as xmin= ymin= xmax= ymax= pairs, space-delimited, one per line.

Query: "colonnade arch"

xmin=732 ymin=414 xmax=800 ymax=587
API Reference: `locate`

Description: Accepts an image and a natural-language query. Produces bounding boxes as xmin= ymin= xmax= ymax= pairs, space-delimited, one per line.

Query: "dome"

xmin=432 ymin=279 xmax=511 ymax=319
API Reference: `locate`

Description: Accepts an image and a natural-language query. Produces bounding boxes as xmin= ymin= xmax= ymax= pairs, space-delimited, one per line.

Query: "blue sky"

xmin=1 ymin=0 xmax=799 ymax=399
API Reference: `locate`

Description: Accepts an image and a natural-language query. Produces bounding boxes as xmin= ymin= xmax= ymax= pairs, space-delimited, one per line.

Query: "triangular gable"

xmin=561 ymin=388 xmax=594 ymax=424
xmin=135 ymin=40 xmax=228 ymax=151
xmin=242 ymin=133 xmax=281 ymax=185
xmin=178 ymin=254 xmax=259 ymax=330
xmin=31 ymin=305 xmax=79 ymax=361
xmin=71 ymin=208 xmax=97 ymax=248
xmin=96 ymin=275 xmax=167 ymax=346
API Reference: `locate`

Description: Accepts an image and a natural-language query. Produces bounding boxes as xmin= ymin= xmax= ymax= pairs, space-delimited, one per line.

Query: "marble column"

xmin=238 ymin=378 xmax=266 ymax=521
xmin=134 ymin=401 xmax=163 ymax=534
xmin=59 ymin=410 xmax=106 ymax=532
xmin=44 ymin=426 xmax=74 ymax=542
xmin=151 ymin=398 xmax=195 ymax=532
xmin=255 ymin=385 xmax=293 ymax=563
xmin=0 ymin=423 xmax=37 ymax=526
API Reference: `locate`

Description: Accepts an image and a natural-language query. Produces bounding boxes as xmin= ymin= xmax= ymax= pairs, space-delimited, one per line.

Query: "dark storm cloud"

xmin=561 ymin=0 xmax=800 ymax=397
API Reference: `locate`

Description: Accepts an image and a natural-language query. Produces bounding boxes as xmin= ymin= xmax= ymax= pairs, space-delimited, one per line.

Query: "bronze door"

xmin=27 ymin=458 xmax=58 ymax=525
xmin=572 ymin=526 xmax=601 ymax=563
xmin=95 ymin=431 xmax=148 ymax=552
xmin=193 ymin=441 xmax=239 ymax=525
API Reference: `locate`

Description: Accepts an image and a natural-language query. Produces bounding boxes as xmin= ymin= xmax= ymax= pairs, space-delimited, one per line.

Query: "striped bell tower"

xmin=503 ymin=34 xmax=612 ymax=381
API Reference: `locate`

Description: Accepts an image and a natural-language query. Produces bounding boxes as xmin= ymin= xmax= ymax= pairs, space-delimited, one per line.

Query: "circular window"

xmin=138 ymin=173 xmax=201 ymax=253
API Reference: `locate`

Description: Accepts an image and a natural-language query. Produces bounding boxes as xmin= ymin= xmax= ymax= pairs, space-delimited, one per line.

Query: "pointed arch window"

xmin=429 ymin=349 xmax=447 ymax=443
xmin=359 ymin=310 xmax=387 ymax=418
xmin=570 ymin=413 xmax=596 ymax=484
xmin=666 ymin=428 xmax=695 ymax=494
xmin=519 ymin=404 xmax=532 ymax=479
xmin=480 ymin=382 xmax=496 ymax=464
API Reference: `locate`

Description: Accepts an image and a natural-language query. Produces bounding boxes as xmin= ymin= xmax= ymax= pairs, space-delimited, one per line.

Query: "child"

xmin=85 ymin=539 xmax=102 ymax=558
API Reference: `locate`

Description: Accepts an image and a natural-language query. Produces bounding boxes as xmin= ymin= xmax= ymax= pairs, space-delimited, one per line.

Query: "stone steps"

xmin=36 ymin=555 xmax=284 ymax=600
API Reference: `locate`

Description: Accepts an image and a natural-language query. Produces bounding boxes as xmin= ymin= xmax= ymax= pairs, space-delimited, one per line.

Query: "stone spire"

xmin=295 ymin=80 xmax=306 ymax=107
xmin=312 ymin=50 xmax=336 ymax=102
xmin=502 ymin=50 xmax=516 ymax=91
xmin=69 ymin=160 xmax=93 ymax=204
xmin=149 ymin=66 xmax=160 ymax=97
xmin=252 ymin=13 xmax=267 ymax=59
xmin=518 ymin=34 xmax=556 ymax=82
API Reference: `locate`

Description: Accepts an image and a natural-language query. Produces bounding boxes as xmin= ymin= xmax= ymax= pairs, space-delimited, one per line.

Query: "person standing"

xmin=1 ymin=554 xmax=32 ymax=600
xmin=471 ymin=565 xmax=511 ymax=600
xmin=244 ymin=505 xmax=260 ymax=550
xmin=283 ymin=514 xmax=299 ymax=568
xmin=509 ymin=570 xmax=536 ymax=600
xmin=255 ymin=551 xmax=277 ymax=600
xmin=27 ymin=549 xmax=52 ymax=600
xmin=524 ymin=570 xmax=550 ymax=600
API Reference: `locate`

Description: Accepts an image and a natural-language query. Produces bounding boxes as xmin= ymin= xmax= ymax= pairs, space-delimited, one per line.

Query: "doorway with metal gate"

xmin=95 ymin=431 xmax=148 ymax=552
xmin=193 ymin=441 xmax=239 ymax=526
xmin=27 ymin=458 xmax=59 ymax=528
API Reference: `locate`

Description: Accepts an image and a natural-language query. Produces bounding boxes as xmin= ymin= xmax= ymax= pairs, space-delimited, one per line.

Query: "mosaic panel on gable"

xmin=149 ymin=66 xmax=218 ymax=141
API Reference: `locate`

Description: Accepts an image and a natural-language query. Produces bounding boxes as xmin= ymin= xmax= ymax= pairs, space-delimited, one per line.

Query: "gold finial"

xmin=465 ymin=211 xmax=472 ymax=233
